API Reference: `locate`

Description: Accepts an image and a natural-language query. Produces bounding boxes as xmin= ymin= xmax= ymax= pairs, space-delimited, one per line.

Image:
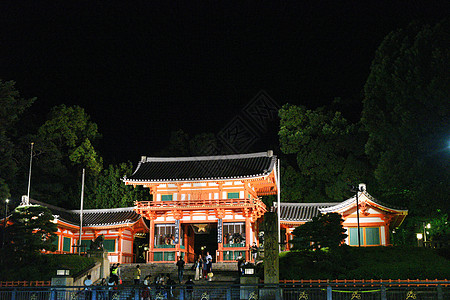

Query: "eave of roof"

xmin=123 ymin=151 xmax=277 ymax=183
xmin=319 ymin=192 xmax=408 ymax=214
xmin=29 ymin=199 xmax=144 ymax=228
xmin=277 ymin=202 xmax=340 ymax=222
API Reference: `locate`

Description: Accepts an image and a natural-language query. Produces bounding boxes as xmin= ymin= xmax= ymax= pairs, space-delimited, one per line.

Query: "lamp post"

xmin=351 ymin=185 xmax=362 ymax=247
xmin=2 ymin=199 xmax=9 ymax=248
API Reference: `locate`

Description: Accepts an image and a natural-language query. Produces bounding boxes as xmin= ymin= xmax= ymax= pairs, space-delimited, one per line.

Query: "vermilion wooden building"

xmin=122 ymin=151 xmax=279 ymax=263
xmin=2 ymin=153 xmax=409 ymax=265
xmin=278 ymin=183 xmax=408 ymax=249
xmin=29 ymin=199 xmax=148 ymax=263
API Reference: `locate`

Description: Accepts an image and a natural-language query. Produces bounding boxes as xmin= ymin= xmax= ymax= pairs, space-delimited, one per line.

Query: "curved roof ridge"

xmin=141 ymin=151 xmax=274 ymax=162
xmin=71 ymin=206 xmax=136 ymax=214
xmin=124 ymin=151 xmax=277 ymax=183
xmin=278 ymin=202 xmax=340 ymax=207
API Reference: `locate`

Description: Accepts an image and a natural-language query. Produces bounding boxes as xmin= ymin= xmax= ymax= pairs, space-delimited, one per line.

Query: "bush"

xmin=0 ymin=254 xmax=96 ymax=281
xmin=279 ymin=246 xmax=450 ymax=280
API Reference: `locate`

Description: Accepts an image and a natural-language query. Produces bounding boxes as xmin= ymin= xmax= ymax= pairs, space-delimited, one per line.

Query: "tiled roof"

xmin=29 ymin=199 xmax=143 ymax=227
xmin=319 ymin=191 xmax=408 ymax=213
xmin=277 ymin=202 xmax=340 ymax=222
xmin=124 ymin=151 xmax=277 ymax=182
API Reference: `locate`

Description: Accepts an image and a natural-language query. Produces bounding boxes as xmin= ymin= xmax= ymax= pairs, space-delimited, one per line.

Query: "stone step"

xmin=116 ymin=262 xmax=240 ymax=284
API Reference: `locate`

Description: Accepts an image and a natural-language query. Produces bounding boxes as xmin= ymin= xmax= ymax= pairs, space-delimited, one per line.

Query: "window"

xmin=366 ymin=227 xmax=380 ymax=245
xmin=80 ymin=239 xmax=91 ymax=252
xmin=223 ymin=222 xmax=246 ymax=247
xmin=63 ymin=237 xmax=71 ymax=252
xmin=155 ymin=224 xmax=176 ymax=248
xmin=227 ymin=192 xmax=239 ymax=199
xmin=349 ymin=227 xmax=380 ymax=246
xmin=103 ymin=239 xmax=116 ymax=252
xmin=52 ymin=235 xmax=59 ymax=250
xmin=223 ymin=250 xmax=245 ymax=261
xmin=161 ymin=194 xmax=173 ymax=201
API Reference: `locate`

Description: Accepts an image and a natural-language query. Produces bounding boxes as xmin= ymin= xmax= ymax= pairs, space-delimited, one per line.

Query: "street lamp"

xmin=350 ymin=184 xmax=364 ymax=247
xmin=2 ymin=199 xmax=9 ymax=248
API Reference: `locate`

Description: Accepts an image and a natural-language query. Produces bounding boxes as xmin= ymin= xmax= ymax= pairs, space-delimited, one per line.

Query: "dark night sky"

xmin=1 ymin=1 xmax=449 ymax=164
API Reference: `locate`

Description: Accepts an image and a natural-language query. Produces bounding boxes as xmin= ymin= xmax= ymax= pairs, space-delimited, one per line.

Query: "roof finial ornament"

xmin=20 ymin=195 xmax=30 ymax=206
xmin=359 ymin=183 xmax=366 ymax=192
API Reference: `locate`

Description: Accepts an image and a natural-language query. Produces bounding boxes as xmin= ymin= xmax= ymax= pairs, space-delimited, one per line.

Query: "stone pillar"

xmin=88 ymin=250 xmax=110 ymax=279
xmin=260 ymin=212 xmax=280 ymax=300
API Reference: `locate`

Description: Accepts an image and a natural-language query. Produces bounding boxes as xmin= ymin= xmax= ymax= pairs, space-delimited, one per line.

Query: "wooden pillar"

xmin=148 ymin=219 xmax=154 ymax=263
xmin=245 ymin=216 xmax=251 ymax=261
xmin=118 ymin=229 xmax=123 ymax=263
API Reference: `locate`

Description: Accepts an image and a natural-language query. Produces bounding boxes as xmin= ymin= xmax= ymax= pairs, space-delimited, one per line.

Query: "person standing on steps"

xmin=185 ymin=276 xmax=195 ymax=300
xmin=133 ymin=265 xmax=141 ymax=285
xmin=194 ymin=255 xmax=202 ymax=280
xmin=205 ymin=252 xmax=213 ymax=281
xmin=251 ymin=242 xmax=258 ymax=262
xmin=84 ymin=274 xmax=93 ymax=300
xmin=176 ymin=255 xmax=185 ymax=283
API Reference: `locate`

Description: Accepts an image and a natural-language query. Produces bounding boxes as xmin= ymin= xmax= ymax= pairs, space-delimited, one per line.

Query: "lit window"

xmin=227 ymin=192 xmax=239 ymax=199
xmin=223 ymin=222 xmax=246 ymax=247
xmin=161 ymin=194 xmax=173 ymax=201
xmin=349 ymin=227 xmax=380 ymax=246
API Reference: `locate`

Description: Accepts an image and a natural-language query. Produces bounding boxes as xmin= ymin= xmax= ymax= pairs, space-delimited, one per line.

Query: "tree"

xmin=279 ymin=104 xmax=372 ymax=202
xmin=2 ymin=205 xmax=57 ymax=264
xmin=31 ymin=105 xmax=103 ymax=207
xmin=291 ymin=212 xmax=347 ymax=251
xmin=86 ymin=162 xmax=151 ymax=209
xmin=361 ymin=20 xmax=450 ymax=215
xmin=0 ymin=80 xmax=36 ymax=201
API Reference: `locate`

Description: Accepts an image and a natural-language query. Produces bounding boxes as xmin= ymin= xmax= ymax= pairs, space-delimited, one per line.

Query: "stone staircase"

xmin=118 ymin=262 xmax=239 ymax=285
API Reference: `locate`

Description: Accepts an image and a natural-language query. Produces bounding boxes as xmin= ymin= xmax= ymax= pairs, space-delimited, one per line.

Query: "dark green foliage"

xmin=2 ymin=205 xmax=57 ymax=263
xmin=0 ymin=254 xmax=96 ymax=281
xmin=279 ymin=246 xmax=450 ymax=280
xmin=31 ymin=104 xmax=103 ymax=208
xmin=279 ymin=104 xmax=372 ymax=202
xmin=0 ymin=80 xmax=36 ymax=201
xmin=427 ymin=210 xmax=450 ymax=243
xmin=291 ymin=213 xmax=347 ymax=251
xmin=156 ymin=129 xmax=221 ymax=157
xmin=86 ymin=162 xmax=151 ymax=209
xmin=361 ymin=20 xmax=450 ymax=215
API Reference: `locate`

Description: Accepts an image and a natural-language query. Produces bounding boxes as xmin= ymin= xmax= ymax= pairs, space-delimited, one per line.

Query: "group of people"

xmin=83 ymin=263 xmax=122 ymax=300
xmin=158 ymin=234 xmax=176 ymax=245
xmin=191 ymin=251 xmax=213 ymax=281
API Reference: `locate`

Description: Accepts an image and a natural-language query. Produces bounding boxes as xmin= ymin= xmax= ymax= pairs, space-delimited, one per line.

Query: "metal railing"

xmin=0 ymin=282 xmax=448 ymax=300
xmin=135 ymin=198 xmax=267 ymax=212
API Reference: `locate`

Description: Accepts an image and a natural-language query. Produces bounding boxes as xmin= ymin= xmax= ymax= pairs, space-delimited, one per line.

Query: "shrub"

xmin=279 ymin=246 xmax=450 ymax=280
xmin=0 ymin=254 xmax=96 ymax=281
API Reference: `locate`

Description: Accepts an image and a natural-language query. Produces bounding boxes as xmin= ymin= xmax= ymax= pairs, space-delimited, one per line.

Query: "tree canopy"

xmin=291 ymin=212 xmax=347 ymax=251
xmin=279 ymin=104 xmax=372 ymax=202
xmin=0 ymin=80 xmax=36 ymax=202
xmin=28 ymin=105 xmax=103 ymax=208
xmin=86 ymin=162 xmax=151 ymax=209
xmin=361 ymin=20 xmax=450 ymax=215
xmin=2 ymin=205 xmax=57 ymax=264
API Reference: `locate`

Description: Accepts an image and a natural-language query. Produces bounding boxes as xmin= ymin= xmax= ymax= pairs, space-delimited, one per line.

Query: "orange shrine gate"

xmin=123 ymin=151 xmax=278 ymax=263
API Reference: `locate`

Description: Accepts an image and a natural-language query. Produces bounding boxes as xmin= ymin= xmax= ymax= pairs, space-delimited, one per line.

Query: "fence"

xmin=0 ymin=282 xmax=448 ymax=300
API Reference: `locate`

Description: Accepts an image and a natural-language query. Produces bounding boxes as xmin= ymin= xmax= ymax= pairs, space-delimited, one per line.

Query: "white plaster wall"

xmin=344 ymin=217 xmax=383 ymax=224
xmin=122 ymin=239 xmax=132 ymax=253
xmin=381 ymin=226 xmax=386 ymax=245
